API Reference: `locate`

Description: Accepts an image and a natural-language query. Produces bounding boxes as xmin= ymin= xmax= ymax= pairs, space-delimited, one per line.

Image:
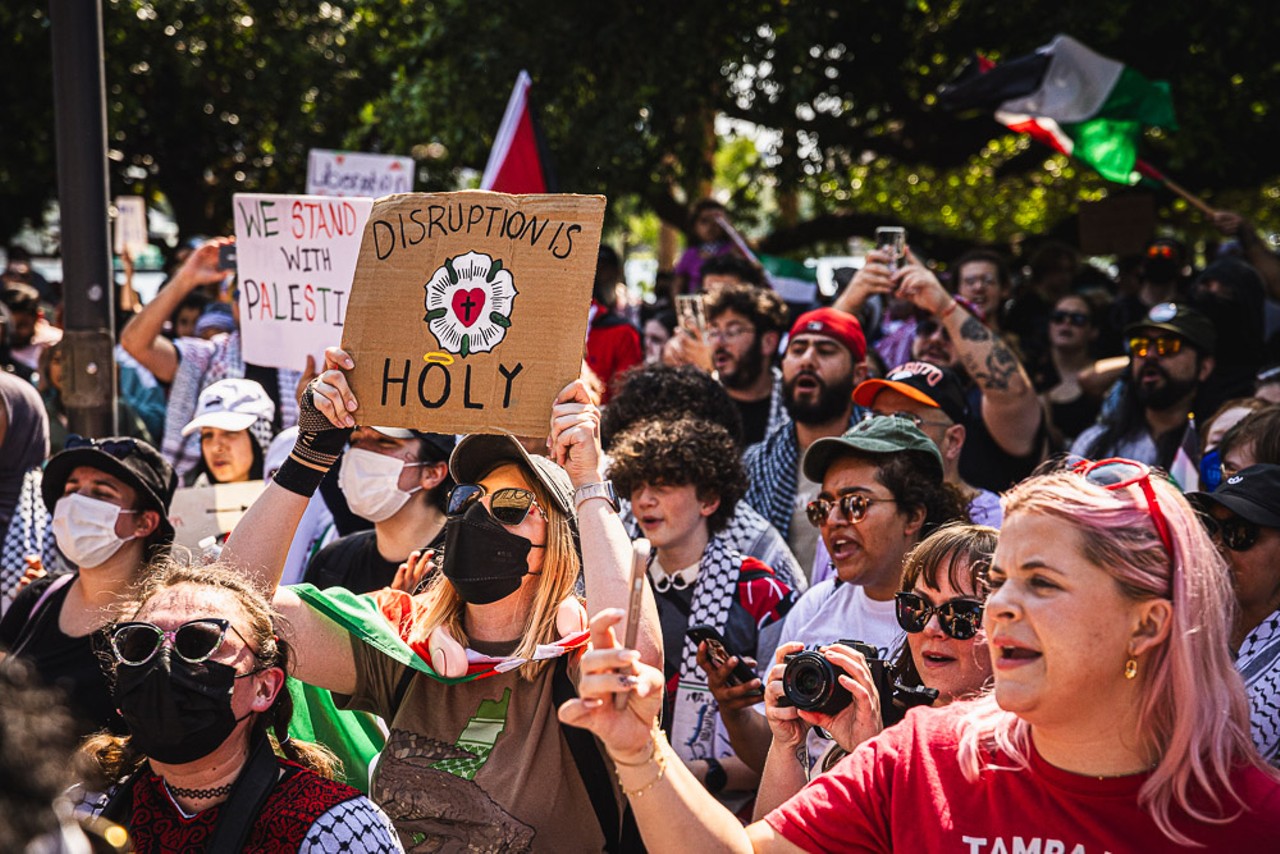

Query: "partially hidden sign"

xmin=307 ymin=149 xmax=414 ymax=197
xmin=233 ymin=193 xmax=373 ymax=370
xmin=169 ymin=480 xmax=267 ymax=550
xmin=341 ymin=191 xmax=606 ymax=436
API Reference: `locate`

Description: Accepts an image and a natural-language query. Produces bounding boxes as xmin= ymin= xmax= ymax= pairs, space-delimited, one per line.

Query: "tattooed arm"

xmin=894 ymin=249 xmax=1044 ymax=458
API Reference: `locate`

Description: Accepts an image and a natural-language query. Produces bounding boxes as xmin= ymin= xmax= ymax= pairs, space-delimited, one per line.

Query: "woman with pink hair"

xmin=560 ymin=460 xmax=1280 ymax=850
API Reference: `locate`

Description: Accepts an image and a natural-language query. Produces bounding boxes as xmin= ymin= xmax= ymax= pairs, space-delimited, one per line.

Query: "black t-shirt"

xmin=958 ymin=385 xmax=1053 ymax=494
xmin=302 ymin=528 xmax=445 ymax=595
xmin=0 ymin=574 xmax=125 ymax=738
xmin=733 ymin=396 xmax=773 ymax=447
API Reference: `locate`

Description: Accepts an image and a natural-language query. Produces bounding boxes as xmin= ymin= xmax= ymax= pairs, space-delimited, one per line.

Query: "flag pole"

xmin=1135 ymin=160 xmax=1216 ymax=218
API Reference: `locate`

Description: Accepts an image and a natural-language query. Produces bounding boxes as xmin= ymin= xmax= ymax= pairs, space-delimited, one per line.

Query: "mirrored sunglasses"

xmin=447 ymin=483 xmax=540 ymax=526
xmin=894 ymin=592 xmax=984 ymax=640
xmin=805 ymin=493 xmax=896 ymax=528
xmin=1127 ymin=336 xmax=1183 ymax=358
xmin=111 ymin=618 xmax=251 ymax=667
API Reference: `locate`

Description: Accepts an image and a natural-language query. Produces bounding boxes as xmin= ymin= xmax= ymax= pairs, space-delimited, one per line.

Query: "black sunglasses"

xmin=66 ymin=435 xmax=138 ymax=459
xmin=111 ymin=618 xmax=256 ymax=667
xmin=1201 ymin=513 xmax=1260 ymax=552
xmin=1050 ymin=310 xmax=1089 ymax=327
xmin=894 ymin=592 xmax=984 ymax=640
xmin=447 ymin=483 xmax=541 ymax=526
xmin=805 ymin=493 xmax=896 ymax=528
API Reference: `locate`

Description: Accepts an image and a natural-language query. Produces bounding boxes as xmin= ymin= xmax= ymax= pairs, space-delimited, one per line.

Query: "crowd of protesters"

xmin=1 ymin=196 xmax=1280 ymax=852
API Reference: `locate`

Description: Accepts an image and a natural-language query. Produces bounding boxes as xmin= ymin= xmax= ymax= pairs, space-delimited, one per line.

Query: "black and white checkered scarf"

xmin=1 ymin=469 xmax=68 ymax=615
xmin=743 ymin=419 xmax=800 ymax=540
xmin=1238 ymin=609 xmax=1280 ymax=763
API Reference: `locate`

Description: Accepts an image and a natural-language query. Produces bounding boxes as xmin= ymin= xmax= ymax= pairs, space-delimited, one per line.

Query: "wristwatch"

xmin=573 ymin=480 xmax=619 ymax=512
xmin=703 ymin=758 xmax=727 ymax=795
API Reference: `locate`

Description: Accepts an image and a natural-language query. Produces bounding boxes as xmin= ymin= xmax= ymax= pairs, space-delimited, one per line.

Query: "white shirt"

xmin=779 ymin=578 xmax=904 ymax=659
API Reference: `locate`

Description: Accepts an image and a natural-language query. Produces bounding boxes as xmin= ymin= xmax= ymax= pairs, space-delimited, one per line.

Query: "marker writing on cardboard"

xmin=380 ymin=358 xmax=524 ymax=410
xmin=371 ymin=204 xmax=580 ymax=262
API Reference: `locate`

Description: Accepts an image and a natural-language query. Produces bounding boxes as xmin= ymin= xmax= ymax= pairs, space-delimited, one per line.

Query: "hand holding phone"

xmin=616 ymin=539 xmax=651 ymax=709
xmin=675 ymin=294 xmax=707 ymax=337
xmin=875 ymin=226 xmax=906 ymax=275
xmin=687 ymin=624 xmax=761 ymax=694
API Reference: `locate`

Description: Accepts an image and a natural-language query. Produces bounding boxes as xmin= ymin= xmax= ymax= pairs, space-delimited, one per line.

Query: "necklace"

xmin=164 ymin=779 xmax=234 ymax=800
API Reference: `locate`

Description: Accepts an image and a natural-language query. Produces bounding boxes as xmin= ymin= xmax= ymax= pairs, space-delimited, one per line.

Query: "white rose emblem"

xmin=422 ymin=251 xmax=518 ymax=357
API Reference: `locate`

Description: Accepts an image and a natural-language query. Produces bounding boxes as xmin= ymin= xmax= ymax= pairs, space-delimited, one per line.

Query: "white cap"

xmin=182 ymin=378 xmax=276 ymax=437
xmin=371 ymin=426 xmax=416 ymax=439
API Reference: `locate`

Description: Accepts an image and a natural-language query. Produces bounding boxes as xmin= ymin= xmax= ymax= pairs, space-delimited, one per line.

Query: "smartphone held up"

xmin=875 ymin=226 xmax=906 ymax=275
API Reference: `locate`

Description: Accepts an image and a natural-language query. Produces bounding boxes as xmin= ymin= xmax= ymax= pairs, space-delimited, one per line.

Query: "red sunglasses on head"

xmin=1071 ymin=458 xmax=1174 ymax=559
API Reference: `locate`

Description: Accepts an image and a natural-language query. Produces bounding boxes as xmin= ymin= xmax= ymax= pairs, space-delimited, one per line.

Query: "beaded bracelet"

xmin=612 ymin=723 xmax=669 ymax=797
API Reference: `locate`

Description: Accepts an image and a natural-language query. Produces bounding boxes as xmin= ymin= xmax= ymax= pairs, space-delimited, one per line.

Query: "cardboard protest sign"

xmin=114 ymin=196 xmax=148 ymax=257
xmin=232 ymin=193 xmax=373 ymax=370
xmin=341 ymin=190 xmax=606 ymax=436
xmin=307 ymin=149 xmax=414 ymax=197
xmin=168 ymin=480 xmax=266 ymax=550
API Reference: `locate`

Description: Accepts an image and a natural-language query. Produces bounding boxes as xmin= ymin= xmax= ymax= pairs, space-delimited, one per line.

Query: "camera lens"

xmin=782 ymin=650 xmax=852 ymax=716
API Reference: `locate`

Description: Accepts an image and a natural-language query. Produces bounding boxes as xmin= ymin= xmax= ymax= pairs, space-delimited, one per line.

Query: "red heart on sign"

xmin=451 ymin=288 xmax=486 ymax=327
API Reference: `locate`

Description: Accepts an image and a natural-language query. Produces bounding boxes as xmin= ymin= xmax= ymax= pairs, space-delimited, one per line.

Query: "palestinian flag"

xmin=480 ymin=70 xmax=557 ymax=194
xmin=939 ymin=35 xmax=1176 ymax=185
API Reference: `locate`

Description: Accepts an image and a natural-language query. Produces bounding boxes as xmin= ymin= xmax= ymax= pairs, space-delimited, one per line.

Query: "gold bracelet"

xmin=613 ymin=724 xmax=669 ymax=797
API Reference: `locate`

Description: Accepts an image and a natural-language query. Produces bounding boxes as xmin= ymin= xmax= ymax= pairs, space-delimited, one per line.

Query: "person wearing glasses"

xmin=0 ymin=436 xmax=175 ymax=738
xmin=607 ymin=415 xmax=795 ymax=800
xmin=220 ymin=347 xmax=661 ymax=851
xmin=1216 ymin=404 xmax=1280 ymax=482
xmin=1072 ymin=302 xmax=1216 ymax=470
xmin=750 ymin=523 xmax=996 ymax=817
xmin=1038 ymin=294 xmax=1103 ymax=445
xmin=698 ymin=282 xmax=789 ymax=447
xmin=1191 ymin=464 xmax=1280 ymax=763
xmin=80 ymin=561 xmax=402 ymax=851
xmin=714 ymin=417 xmax=966 ymax=777
xmin=560 ymin=458 xmax=1280 ymax=850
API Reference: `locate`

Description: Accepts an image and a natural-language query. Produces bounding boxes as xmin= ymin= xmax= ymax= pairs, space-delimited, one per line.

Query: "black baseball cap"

xmin=42 ymin=436 xmax=178 ymax=544
xmin=1190 ymin=464 xmax=1280 ymax=529
xmin=853 ymin=361 xmax=970 ymax=425
xmin=1125 ymin=302 xmax=1216 ymax=355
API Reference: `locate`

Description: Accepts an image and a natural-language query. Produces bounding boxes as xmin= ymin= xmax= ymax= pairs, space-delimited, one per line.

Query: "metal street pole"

xmin=50 ymin=0 xmax=116 ymax=437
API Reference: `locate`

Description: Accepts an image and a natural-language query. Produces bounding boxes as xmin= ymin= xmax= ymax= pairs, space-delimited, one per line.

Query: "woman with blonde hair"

xmin=563 ymin=459 xmax=1280 ymax=850
xmin=221 ymin=347 xmax=661 ymax=852
xmin=81 ymin=561 xmax=401 ymax=851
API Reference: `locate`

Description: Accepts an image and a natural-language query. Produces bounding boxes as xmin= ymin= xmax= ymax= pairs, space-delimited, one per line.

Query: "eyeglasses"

xmin=111 ymin=618 xmax=255 ymax=667
xmin=447 ymin=483 xmax=542 ymax=526
xmin=1126 ymin=336 xmax=1183 ymax=359
xmin=805 ymin=492 xmax=897 ymax=528
xmin=66 ymin=435 xmax=139 ymax=459
xmin=915 ymin=319 xmax=951 ymax=340
xmin=863 ymin=410 xmax=951 ymax=429
xmin=960 ymin=274 xmax=998 ymax=287
xmin=1072 ymin=458 xmax=1174 ymax=558
xmin=894 ymin=592 xmax=985 ymax=640
xmin=705 ymin=323 xmax=754 ymax=343
xmin=1051 ymin=310 xmax=1090 ymax=327
xmin=1201 ymin=513 xmax=1260 ymax=552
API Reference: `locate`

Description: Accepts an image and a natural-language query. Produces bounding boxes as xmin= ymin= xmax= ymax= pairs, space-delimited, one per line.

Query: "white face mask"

xmin=339 ymin=448 xmax=424 ymax=523
xmin=52 ymin=493 xmax=137 ymax=568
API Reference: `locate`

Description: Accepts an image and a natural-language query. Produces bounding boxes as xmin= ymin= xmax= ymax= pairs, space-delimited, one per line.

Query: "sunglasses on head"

xmin=1201 ymin=513 xmax=1260 ymax=552
xmin=110 ymin=618 xmax=256 ymax=667
xmin=805 ymin=492 xmax=896 ymax=528
xmin=1051 ymin=310 xmax=1089 ymax=327
xmin=1127 ymin=336 xmax=1183 ymax=359
xmin=1072 ymin=458 xmax=1174 ymax=559
xmin=447 ymin=483 xmax=542 ymax=526
xmin=66 ymin=435 xmax=138 ymax=459
xmin=894 ymin=592 xmax=984 ymax=640
xmin=1147 ymin=244 xmax=1176 ymax=259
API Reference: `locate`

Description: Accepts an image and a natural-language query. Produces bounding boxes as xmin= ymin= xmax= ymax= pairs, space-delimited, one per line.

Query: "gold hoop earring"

xmin=1124 ymin=658 xmax=1138 ymax=680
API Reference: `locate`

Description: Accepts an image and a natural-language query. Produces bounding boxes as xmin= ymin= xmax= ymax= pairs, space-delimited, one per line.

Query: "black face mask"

xmin=114 ymin=652 xmax=253 ymax=764
xmin=441 ymin=500 xmax=535 ymax=605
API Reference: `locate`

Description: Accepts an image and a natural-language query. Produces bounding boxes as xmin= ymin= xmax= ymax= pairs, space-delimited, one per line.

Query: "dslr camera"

xmin=779 ymin=640 xmax=938 ymax=725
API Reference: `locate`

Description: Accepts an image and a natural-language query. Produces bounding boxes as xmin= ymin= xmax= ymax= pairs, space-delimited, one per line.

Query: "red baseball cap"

xmin=788 ymin=308 xmax=866 ymax=361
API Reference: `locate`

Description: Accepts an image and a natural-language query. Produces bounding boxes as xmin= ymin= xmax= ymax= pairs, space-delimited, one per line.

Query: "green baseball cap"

xmin=802 ymin=416 xmax=944 ymax=483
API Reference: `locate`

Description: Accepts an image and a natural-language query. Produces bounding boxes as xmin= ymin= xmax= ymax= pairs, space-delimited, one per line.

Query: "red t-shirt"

xmin=766 ymin=705 xmax=1280 ymax=853
xmin=585 ymin=301 xmax=641 ymax=403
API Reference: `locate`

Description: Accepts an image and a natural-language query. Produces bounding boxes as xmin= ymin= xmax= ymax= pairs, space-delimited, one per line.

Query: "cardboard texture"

xmin=232 ymin=193 xmax=373 ymax=370
xmin=168 ymin=480 xmax=267 ymax=550
xmin=307 ymin=149 xmax=414 ymax=197
xmin=341 ymin=190 xmax=606 ymax=436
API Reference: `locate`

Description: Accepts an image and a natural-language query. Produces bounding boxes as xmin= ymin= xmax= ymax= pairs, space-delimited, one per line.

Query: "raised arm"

xmin=550 ymin=381 xmax=663 ymax=669
xmin=1215 ymin=210 xmax=1280 ymax=301
xmin=120 ymin=237 xmax=232 ymax=382
xmin=896 ymin=250 xmax=1044 ymax=458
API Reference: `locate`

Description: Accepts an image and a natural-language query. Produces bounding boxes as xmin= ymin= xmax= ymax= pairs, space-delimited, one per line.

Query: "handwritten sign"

xmin=114 ymin=196 xmax=148 ymax=257
xmin=232 ymin=193 xmax=373 ymax=370
xmin=341 ymin=190 xmax=606 ymax=436
xmin=306 ymin=149 xmax=415 ymax=198
xmin=168 ymin=480 xmax=266 ymax=550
